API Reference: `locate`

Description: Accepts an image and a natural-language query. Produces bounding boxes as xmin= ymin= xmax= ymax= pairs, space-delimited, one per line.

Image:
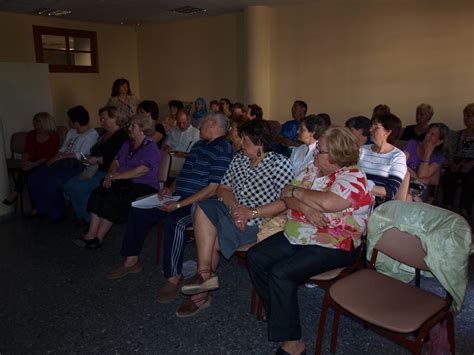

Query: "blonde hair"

xmin=416 ymin=103 xmax=434 ymax=119
xmin=129 ymin=114 xmax=155 ymax=136
xmin=33 ymin=112 xmax=56 ymax=131
xmin=99 ymin=106 xmax=125 ymax=127
xmin=320 ymin=126 xmax=359 ymax=167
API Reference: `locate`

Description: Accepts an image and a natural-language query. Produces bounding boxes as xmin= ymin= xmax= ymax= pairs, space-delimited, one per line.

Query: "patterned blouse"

xmin=284 ymin=163 xmax=372 ymax=251
xmin=221 ymin=151 xmax=294 ymax=226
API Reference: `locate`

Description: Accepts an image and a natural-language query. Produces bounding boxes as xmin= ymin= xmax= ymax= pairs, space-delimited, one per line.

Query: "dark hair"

xmin=220 ymin=98 xmax=232 ymax=106
xmin=302 ymin=114 xmax=330 ymax=139
xmin=168 ymin=100 xmax=184 ymax=110
xmin=317 ymin=113 xmax=331 ymax=127
xmin=371 ymin=112 xmax=402 ymax=143
xmin=67 ymin=105 xmax=90 ymax=126
xmin=247 ymin=104 xmax=263 ymax=120
xmin=238 ymin=120 xmax=273 ymax=153
xmin=209 ymin=100 xmax=219 ymax=107
xmin=372 ymin=104 xmax=391 ymax=119
xmin=111 ymin=78 xmax=131 ymax=97
xmin=428 ymin=123 xmax=450 ymax=153
xmin=138 ymin=100 xmax=160 ymax=120
xmin=294 ymin=100 xmax=308 ymax=114
xmin=233 ymin=102 xmax=247 ymax=114
xmin=345 ymin=116 xmax=371 ymax=137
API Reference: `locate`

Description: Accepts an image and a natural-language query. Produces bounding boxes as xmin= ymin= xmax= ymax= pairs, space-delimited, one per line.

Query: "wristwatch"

xmin=251 ymin=208 xmax=258 ymax=218
xmin=176 ymin=203 xmax=181 ymax=209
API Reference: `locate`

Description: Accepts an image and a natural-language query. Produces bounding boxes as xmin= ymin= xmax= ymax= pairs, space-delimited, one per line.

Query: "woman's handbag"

xmin=257 ymin=213 xmax=287 ymax=242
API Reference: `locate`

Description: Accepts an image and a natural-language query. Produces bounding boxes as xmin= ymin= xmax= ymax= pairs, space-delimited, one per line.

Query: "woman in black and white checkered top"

xmin=176 ymin=120 xmax=294 ymax=317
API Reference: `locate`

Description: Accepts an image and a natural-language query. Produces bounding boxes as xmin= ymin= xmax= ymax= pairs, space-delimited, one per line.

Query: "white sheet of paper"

xmin=132 ymin=195 xmax=181 ymax=209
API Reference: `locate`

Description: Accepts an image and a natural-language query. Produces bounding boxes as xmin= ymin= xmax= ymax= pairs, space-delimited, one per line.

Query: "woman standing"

xmin=3 ymin=112 xmax=59 ymax=206
xmin=106 ymin=78 xmax=140 ymax=123
xmin=359 ymin=113 xmax=407 ymax=205
xmin=73 ymin=114 xmax=160 ymax=249
xmin=443 ymin=104 xmax=474 ymax=219
xmin=64 ymin=106 xmax=128 ymax=225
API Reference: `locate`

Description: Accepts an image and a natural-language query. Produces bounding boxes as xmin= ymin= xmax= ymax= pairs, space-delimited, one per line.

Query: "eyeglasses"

xmin=315 ymin=147 xmax=329 ymax=155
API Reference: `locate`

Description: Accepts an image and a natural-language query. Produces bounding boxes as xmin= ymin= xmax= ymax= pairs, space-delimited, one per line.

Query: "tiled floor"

xmin=1 ymin=214 xmax=473 ymax=354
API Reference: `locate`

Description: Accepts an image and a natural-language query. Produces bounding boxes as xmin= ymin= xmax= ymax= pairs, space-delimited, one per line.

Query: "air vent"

xmin=169 ymin=6 xmax=207 ymax=15
xmin=36 ymin=8 xmax=72 ymax=17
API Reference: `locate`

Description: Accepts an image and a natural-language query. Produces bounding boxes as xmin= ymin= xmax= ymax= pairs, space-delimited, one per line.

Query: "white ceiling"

xmin=0 ymin=0 xmax=298 ymax=25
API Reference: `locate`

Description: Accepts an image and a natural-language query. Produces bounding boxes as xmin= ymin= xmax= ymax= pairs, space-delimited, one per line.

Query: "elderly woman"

xmin=3 ymin=112 xmax=59 ymax=206
xmin=64 ymin=106 xmax=128 ymax=226
xmin=106 ymin=78 xmax=140 ymax=123
xmin=178 ymin=120 xmax=294 ymax=317
xmin=192 ymin=97 xmax=208 ymax=128
xmin=247 ymin=127 xmax=372 ymax=355
xmin=404 ymin=123 xmax=449 ymax=202
xmin=401 ymin=103 xmax=434 ymax=141
xmin=290 ymin=114 xmax=329 ymax=175
xmin=73 ymin=114 xmax=160 ymax=249
xmin=359 ymin=113 xmax=407 ymax=205
xmin=443 ymin=103 xmax=474 ymax=219
xmin=28 ymin=106 xmax=98 ymax=220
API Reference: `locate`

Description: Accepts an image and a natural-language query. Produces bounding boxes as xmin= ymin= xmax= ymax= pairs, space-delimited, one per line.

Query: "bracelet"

xmin=291 ymin=187 xmax=296 ymax=198
xmin=251 ymin=208 xmax=258 ymax=218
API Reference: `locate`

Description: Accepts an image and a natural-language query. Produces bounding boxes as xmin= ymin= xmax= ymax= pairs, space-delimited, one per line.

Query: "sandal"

xmin=181 ymin=269 xmax=219 ymax=295
xmin=73 ymin=237 xmax=103 ymax=249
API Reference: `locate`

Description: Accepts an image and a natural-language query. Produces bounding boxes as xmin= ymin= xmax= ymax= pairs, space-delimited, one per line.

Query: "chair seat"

xmin=7 ymin=158 xmax=22 ymax=170
xmin=329 ymin=269 xmax=447 ymax=333
xmin=310 ymin=267 xmax=345 ymax=281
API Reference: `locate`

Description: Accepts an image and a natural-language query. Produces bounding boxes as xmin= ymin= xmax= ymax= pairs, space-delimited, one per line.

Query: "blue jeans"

xmin=64 ymin=171 xmax=106 ymax=222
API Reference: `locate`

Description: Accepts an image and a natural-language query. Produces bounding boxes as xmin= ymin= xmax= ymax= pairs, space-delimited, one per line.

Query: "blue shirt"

xmin=175 ymin=137 xmax=233 ymax=198
xmin=280 ymin=119 xmax=300 ymax=142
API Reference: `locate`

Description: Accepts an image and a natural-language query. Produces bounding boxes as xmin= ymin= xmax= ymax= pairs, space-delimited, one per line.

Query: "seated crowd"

xmin=4 ymin=76 xmax=474 ymax=354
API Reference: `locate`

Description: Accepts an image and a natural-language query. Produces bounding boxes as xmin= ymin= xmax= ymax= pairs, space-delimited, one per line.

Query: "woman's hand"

xmin=300 ymin=204 xmax=328 ymax=227
xmin=231 ymin=204 xmax=252 ymax=231
xmin=103 ymin=173 xmax=113 ymax=188
xmin=21 ymin=160 xmax=36 ymax=171
xmin=158 ymin=187 xmax=173 ymax=199
xmin=85 ymin=156 xmax=99 ymax=165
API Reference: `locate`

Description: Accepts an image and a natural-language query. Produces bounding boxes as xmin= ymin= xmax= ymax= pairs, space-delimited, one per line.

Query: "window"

xmin=33 ymin=26 xmax=99 ymax=73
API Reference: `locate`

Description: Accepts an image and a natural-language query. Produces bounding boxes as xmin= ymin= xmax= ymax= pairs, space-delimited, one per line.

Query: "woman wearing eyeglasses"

xmin=247 ymin=126 xmax=372 ymax=355
xmin=358 ymin=113 xmax=407 ymax=205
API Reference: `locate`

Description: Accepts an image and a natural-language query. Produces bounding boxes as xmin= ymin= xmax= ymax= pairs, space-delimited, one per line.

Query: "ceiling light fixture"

xmin=169 ymin=6 xmax=207 ymax=15
xmin=36 ymin=8 xmax=72 ymax=17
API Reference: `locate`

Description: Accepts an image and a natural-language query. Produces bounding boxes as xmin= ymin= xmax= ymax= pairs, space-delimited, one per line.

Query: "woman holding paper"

xmin=73 ymin=114 xmax=160 ymax=249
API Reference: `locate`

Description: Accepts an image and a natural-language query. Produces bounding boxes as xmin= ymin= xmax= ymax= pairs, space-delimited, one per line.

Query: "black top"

xmin=400 ymin=125 xmax=427 ymax=141
xmin=155 ymin=123 xmax=166 ymax=149
xmin=90 ymin=129 xmax=129 ymax=171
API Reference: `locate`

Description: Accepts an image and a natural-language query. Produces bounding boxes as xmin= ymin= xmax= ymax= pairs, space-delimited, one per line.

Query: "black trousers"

xmin=247 ymin=232 xmax=359 ymax=342
xmin=443 ymin=167 xmax=474 ymax=214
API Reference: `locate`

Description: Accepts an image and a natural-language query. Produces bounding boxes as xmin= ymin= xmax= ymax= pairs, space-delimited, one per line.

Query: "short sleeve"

xmin=272 ymin=157 xmax=294 ymax=192
xmin=329 ymin=168 xmax=368 ymax=207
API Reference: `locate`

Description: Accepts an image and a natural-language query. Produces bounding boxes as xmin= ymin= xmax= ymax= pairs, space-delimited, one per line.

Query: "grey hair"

xmin=205 ymin=111 xmax=229 ymax=133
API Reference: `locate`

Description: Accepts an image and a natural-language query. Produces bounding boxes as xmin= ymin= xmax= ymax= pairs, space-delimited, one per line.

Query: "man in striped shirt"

xmin=106 ymin=112 xmax=233 ymax=304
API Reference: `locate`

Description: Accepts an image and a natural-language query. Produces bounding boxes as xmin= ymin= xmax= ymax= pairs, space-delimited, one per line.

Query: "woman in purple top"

xmin=74 ymin=114 xmax=161 ymax=249
xmin=404 ymin=123 xmax=449 ymax=202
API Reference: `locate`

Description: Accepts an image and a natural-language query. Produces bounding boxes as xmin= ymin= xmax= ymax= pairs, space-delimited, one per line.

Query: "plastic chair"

xmin=315 ymin=227 xmax=455 ymax=354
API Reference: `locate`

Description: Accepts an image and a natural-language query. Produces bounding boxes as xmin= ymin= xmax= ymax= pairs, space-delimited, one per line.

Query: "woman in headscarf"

xmin=192 ymin=97 xmax=208 ymax=128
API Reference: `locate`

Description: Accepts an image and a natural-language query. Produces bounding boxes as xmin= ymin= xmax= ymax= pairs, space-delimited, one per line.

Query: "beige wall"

xmin=137 ymin=13 xmax=244 ymax=116
xmin=0 ymin=11 xmax=139 ymax=127
xmin=270 ymin=0 xmax=474 ymax=130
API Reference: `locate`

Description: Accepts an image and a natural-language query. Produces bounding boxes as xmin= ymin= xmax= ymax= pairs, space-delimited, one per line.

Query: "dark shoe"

xmin=106 ymin=262 xmax=143 ymax=280
xmin=181 ymin=272 xmax=219 ymax=295
xmin=175 ymin=295 xmax=211 ymax=318
xmin=2 ymin=197 xmax=17 ymax=206
xmin=158 ymin=277 xmax=184 ymax=303
xmin=72 ymin=237 xmax=102 ymax=249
